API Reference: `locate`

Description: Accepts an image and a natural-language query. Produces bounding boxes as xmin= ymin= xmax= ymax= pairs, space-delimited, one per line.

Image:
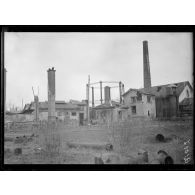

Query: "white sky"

xmin=4 ymin=32 xmax=193 ymax=109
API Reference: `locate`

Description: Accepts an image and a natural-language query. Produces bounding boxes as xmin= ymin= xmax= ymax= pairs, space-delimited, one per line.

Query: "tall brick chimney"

xmin=104 ymin=86 xmax=111 ymax=105
xmin=143 ymin=41 xmax=151 ymax=88
xmin=47 ymin=67 xmax=56 ymax=122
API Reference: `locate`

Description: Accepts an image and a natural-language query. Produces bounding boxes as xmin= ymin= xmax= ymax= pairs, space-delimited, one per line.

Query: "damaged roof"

xmin=122 ymin=88 xmax=155 ymax=97
xmin=22 ymin=100 xmax=85 ymax=113
xmin=123 ymin=81 xmax=193 ymax=98
xmin=140 ymin=81 xmax=192 ymax=98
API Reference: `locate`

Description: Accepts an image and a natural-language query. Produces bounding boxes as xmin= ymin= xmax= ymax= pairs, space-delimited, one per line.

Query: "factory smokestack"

xmin=143 ymin=40 xmax=151 ymax=89
xmin=47 ymin=67 xmax=56 ymax=122
xmin=104 ymin=86 xmax=111 ymax=105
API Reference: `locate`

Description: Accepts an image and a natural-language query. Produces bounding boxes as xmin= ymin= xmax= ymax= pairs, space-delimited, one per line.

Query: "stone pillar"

xmin=104 ymin=86 xmax=111 ymax=105
xmin=34 ymin=95 xmax=39 ymax=122
xmin=86 ymin=75 xmax=90 ymax=124
xmin=143 ymin=41 xmax=151 ymax=89
xmin=47 ymin=67 xmax=56 ymax=122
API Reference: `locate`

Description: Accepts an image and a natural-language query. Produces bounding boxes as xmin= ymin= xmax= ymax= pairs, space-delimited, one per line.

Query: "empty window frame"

xmin=137 ymin=92 xmax=142 ymax=101
xmin=131 ymin=97 xmax=136 ymax=103
xmin=131 ymin=106 xmax=136 ymax=114
xmin=71 ymin=112 xmax=77 ymax=116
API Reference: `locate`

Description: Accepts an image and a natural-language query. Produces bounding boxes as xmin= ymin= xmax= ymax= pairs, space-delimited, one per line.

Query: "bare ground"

xmin=4 ymin=117 xmax=193 ymax=164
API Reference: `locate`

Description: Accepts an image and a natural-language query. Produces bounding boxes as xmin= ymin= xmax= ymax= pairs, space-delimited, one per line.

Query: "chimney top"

xmin=47 ymin=67 xmax=56 ymax=72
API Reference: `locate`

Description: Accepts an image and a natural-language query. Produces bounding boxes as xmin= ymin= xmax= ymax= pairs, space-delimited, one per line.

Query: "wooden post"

xmin=86 ymin=75 xmax=90 ymax=124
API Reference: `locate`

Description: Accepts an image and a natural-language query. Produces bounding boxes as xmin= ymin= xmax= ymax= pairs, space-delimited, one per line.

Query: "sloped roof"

xmin=69 ymin=99 xmax=86 ymax=105
xmin=140 ymin=81 xmax=192 ymax=97
xmin=122 ymin=88 xmax=155 ymax=97
xmin=22 ymin=100 xmax=83 ymax=113
xmin=6 ymin=111 xmax=23 ymax=115
xmin=64 ymin=103 xmax=80 ymax=110
xmin=38 ymin=101 xmax=80 ymax=110
xmin=123 ymin=81 xmax=193 ymax=98
xmin=56 ymin=101 xmax=66 ymax=104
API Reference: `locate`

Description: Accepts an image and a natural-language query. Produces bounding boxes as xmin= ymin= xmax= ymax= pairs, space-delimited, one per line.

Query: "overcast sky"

xmin=5 ymin=32 xmax=193 ymax=109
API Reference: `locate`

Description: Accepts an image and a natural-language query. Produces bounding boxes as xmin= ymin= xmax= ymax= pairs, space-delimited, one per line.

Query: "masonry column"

xmin=34 ymin=95 xmax=39 ymax=122
xmin=143 ymin=40 xmax=151 ymax=89
xmin=47 ymin=67 xmax=56 ymax=122
xmin=104 ymin=86 xmax=111 ymax=105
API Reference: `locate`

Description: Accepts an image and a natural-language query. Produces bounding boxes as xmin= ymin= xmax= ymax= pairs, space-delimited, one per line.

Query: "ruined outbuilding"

xmin=21 ymin=100 xmax=87 ymax=125
xmin=91 ymin=86 xmax=128 ymax=123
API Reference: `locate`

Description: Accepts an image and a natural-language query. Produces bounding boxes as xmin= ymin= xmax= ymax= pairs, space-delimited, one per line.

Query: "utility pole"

xmin=92 ymin=86 xmax=94 ymax=107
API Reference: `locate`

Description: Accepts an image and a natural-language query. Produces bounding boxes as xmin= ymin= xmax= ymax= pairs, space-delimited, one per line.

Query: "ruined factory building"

xmin=140 ymin=81 xmax=193 ymax=118
xmin=123 ymin=81 xmax=193 ymax=118
xmin=91 ymin=100 xmax=129 ymax=123
xmin=20 ymin=100 xmax=87 ymax=125
xmin=122 ymin=89 xmax=156 ymax=117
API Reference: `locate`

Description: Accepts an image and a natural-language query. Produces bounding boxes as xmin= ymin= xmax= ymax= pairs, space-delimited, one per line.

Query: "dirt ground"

xmin=4 ymin=117 xmax=194 ymax=164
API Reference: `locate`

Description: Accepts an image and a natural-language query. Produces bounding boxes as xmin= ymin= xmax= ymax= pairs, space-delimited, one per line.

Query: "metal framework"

xmin=85 ymin=76 xmax=125 ymax=124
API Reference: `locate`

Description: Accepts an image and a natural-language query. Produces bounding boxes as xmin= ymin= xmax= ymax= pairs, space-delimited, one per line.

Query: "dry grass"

xmin=109 ymin=117 xmax=193 ymax=164
xmin=4 ymin=117 xmax=193 ymax=164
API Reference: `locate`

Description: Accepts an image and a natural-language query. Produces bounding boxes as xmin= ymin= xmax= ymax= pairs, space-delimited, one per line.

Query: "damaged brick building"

xmin=123 ymin=40 xmax=193 ymax=118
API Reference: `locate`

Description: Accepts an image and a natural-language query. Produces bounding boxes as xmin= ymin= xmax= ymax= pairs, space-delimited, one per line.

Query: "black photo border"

xmin=0 ymin=25 xmax=194 ymax=171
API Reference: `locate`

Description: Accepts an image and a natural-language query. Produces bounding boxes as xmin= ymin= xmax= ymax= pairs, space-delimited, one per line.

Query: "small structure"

xmin=91 ymin=86 xmax=128 ymax=123
xmin=86 ymin=77 xmax=125 ymax=124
